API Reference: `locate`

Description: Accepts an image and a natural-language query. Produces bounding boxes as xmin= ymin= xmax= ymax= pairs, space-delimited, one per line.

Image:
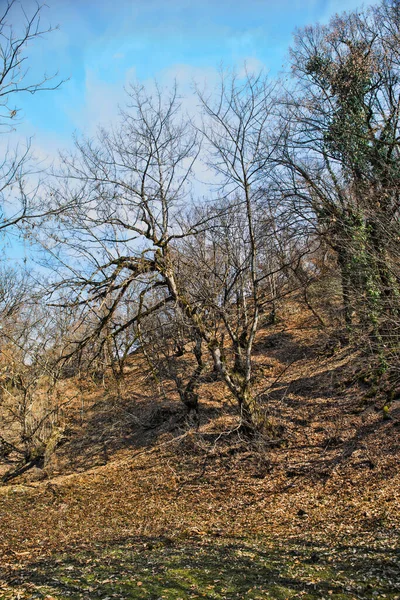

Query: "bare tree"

xmin=45 ymin=73 xmax=285 ymax=435
xmin=0 ymin=276 xmax=70 ymax=483
xmin=193 ymin=71 xmax=279 ymax=431
xmin=139 ymin=302 xmax=205 ymax=425
xmin=44 ymin=83 xmax=200 ymax=378
xmin=0 ymin=0 xmax=64 ymax=234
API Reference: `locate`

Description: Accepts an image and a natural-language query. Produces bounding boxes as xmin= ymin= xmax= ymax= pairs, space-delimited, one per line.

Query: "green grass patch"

xmin=1 ymin=535 xmax=400 ymax=599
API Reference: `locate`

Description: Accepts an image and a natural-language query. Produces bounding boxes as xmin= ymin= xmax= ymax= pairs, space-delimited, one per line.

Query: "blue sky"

xmin=3 ymin=0 xmax=375 ymax=265
xmin=11 ymin=0 xmax=376 ymax=156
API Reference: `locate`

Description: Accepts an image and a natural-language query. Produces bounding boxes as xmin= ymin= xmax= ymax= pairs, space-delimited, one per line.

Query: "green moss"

xmin=383 ymin=404 xmax=391 ymax=420
xmin=2 ymin=536 xmax=400 ymax=599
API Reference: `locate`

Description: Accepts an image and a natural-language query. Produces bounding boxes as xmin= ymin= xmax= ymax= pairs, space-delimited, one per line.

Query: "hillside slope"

xmin=1 ymin=310 xmax=399 ymax=599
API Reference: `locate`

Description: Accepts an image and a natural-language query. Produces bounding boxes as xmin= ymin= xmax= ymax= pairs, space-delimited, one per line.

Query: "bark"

xmin=337 ymin=250 xmax=354 ymax=331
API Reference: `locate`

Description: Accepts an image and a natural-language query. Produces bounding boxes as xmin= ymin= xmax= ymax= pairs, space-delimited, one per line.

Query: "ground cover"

xmin=0 ymin=315 xmax=399 ymax=599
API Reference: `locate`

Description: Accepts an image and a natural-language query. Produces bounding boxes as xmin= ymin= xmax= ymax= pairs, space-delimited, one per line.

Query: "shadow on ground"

xmin=2 ymin=535 xmax=400 ymax=599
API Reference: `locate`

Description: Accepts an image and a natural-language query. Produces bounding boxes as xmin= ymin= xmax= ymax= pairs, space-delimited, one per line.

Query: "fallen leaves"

xmin=0 ymin=322 xmax=398 ymax=598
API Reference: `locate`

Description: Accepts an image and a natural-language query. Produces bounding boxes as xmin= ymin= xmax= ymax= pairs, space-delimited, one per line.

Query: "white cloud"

xmin=65 ymin=66 xmax=136 ymax=136
xmin=237 ymin=57 xmax=267 ymax=77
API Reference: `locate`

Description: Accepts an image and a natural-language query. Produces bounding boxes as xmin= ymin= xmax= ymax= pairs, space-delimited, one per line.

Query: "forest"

xmin=0 ymin=0 xmax=399 ymax=598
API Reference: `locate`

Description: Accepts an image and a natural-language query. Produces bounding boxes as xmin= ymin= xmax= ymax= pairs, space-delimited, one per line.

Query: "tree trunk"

xmin=337 ymin=250 xmax=353 ymax=331
xmin=237 ymin=387 xmax=267 ymax=436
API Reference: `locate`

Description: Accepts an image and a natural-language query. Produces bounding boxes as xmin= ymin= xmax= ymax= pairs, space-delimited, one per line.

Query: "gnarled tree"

xmin=47 ymin=74 xmax=280 ymax=434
